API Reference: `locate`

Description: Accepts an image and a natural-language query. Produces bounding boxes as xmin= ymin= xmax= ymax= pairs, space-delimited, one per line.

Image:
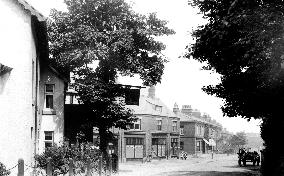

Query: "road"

xmin=118 ymin=154 xmax=261 ymax=176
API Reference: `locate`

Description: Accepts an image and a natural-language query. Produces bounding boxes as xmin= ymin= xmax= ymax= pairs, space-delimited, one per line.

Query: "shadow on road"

xmin=155 ymin=170 xmax=260 ymax=176
xmin=224 ymin=165 xmax=261 ymax=172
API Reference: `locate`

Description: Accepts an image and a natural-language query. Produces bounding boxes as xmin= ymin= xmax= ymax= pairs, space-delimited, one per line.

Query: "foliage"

xmin=48 ymin=0 xmax=175 ymax=85
xmin=47 ymin=0 xmax=174 ymax=156
xmin=188 ymin=0 xmax=284 ymax=120
xmin=0 ymin=162 xmax=10 ymax=176
xmin=188 ymin=0 xmax=284 ymax=175
xmin=35 ymin=143 xmax=100 ymax=176
xmin=229 ymin=132 xmax=248 ymax=149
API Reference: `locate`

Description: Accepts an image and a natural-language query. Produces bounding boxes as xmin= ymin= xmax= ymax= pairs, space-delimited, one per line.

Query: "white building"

xmin=0 ymin=0 xmax=66 ymax=173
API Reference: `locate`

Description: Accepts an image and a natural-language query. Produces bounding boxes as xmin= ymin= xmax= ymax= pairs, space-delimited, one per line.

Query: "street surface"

xmin=118 ymin=154 xmax=261 ymax=176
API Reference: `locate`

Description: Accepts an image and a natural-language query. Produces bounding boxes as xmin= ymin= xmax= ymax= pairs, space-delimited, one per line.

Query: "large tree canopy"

xmin=188 ymin=0 xmax=284 ymax=175
xmin=47 ymin=0 xmax=174 ymax=158
xmin=48 ymin=0 xmax=174 ymax=85
xmin=188 ymin=0 xmax=284 ymax=120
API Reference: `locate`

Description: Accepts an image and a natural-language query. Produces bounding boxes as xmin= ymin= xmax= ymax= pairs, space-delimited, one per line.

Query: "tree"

xmin=188 ymin=0 xmax=284 ymax=175
xmin=47 ymin=0 xmax=174 ymax=160
xmin=229 ymin=132 xmax=248 ymax=150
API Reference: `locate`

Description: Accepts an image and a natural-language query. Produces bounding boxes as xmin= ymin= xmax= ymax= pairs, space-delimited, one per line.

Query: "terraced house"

xmin=174 ymin=104 xmax=222 ymax=155
xmin=0 ymin=0 xmax=66 ymax=173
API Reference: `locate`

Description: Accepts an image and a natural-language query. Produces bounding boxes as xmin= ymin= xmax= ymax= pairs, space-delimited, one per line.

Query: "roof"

xmin=177 ymin=111 xmax=222 ymax=128
xmin=15 ymin=0 xmax=46 ymax=21
xmin=127 ymin=95 xmax=178 ymax=118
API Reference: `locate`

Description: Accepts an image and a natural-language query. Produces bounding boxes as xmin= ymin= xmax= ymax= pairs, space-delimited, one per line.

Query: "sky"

xmin=26 ymin=0 xmax=262 ymax=134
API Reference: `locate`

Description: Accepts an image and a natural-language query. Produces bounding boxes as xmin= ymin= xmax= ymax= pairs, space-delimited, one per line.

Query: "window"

xmin=196 ymin=125 xmax=202 ymax=136
xmin=180 ymin=141 xmax=184 ymax=150
xmin=157 ymin=120 xmax=162 ymax=131
xmin=155 ymin=105 xmax=162 ymax=112
xmin=180 ymin=126 xmax=184 ymax=135
xmin=196 ymin=140 xmax=201 ymax=151
xmin=69 ymin=95 xmax=74 ymax=104
xmin=129 ymin=119 xmax=141 ymax=130
xmin=126 ymin=138 xmax=143 ymax=145
xmin=172 ymin=121 xmax=177 ymax=132
xmin=44 ymin=131 xmax=54 ymax=149
xmin=45 ymin=84 xmax=54 ymax=109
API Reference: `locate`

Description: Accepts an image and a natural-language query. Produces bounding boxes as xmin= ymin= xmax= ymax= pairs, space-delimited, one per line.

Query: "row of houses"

xmin=0 ymin=0 xmax=224 ymax=173
xmin=65 ymin=86 xmax=223 ymax=162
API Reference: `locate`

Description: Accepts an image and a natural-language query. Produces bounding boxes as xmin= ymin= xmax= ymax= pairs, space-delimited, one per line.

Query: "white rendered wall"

xmin=38 ymin=68 xmax=65 ymax=154
xmin=0 ymin=0 xmax=36 ymax=171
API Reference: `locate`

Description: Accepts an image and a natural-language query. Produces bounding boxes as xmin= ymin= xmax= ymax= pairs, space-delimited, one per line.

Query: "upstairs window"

xmin=45 ymin=84 xmax=54 ymax=109
xmin=129 ymin=119 xmax=141 ymax=130
xmin=172 ymin=121 xmax=177 ymax=132
xmin=155 ymin=105 xmax=162 ymax=112
xmin=180 ymin=126 xmax=184 ymax=135
xmin=157 ymin=120 xmax=162 ymax=131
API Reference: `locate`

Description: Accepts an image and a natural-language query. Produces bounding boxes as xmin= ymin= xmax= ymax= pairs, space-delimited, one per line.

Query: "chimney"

xmin=148 ymin=86 xmax=155 ymax=99
xmin=173 ymin=103 xmax=179 ymax=114
xmin=181 ymin=105 xmax=192 ymax=115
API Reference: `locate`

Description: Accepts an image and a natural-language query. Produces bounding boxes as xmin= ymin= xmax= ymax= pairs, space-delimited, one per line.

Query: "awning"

xmin=203 ymin=138 xmax=210 ymax=145
xmin=209 ymin=139 xmax=216 ymax=146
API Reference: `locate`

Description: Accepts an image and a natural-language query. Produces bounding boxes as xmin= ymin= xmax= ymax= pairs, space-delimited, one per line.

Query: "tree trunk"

xmin=98 ymin=127 xmax=111 ymax=171
xmin=261 ymin=115 xmax=284 ymax=176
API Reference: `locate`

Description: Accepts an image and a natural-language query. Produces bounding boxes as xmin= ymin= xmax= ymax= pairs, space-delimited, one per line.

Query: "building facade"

xmin=0 ymin=0 xmax=65 ymax=171
xmin=175 ymin=104 xmax=222 ymax=155
xmin=116 ymin=87 xmax=180 ymax=162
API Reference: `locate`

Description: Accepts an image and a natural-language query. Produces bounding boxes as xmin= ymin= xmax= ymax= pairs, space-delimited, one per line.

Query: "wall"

xmin=38 ymin=67 xmax=65 ymax=153
xmin=0 ymin=0 xmax=36 ymax=170
xmin=182 ymin=122 xmax=196 ymax=137
xmin=181 ymin=137 xmax=196 ymax=154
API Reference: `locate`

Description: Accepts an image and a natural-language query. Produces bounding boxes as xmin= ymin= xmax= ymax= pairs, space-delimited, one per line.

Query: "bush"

xmin=35 ymin=142 xmax=100 ymax=176
xmin=0 ymin=162 xmax=10 ymax=176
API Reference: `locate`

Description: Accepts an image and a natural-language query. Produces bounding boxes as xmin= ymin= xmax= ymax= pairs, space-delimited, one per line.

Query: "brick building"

xmin=117 ymin=87 xmax=180 ymax=162
xmin=174 ymin=104 xmax=222 ymax=155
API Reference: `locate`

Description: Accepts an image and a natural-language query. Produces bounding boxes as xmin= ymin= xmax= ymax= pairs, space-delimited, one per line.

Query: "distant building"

xmin=0 ymin=0 xmax=66 ymax=172
xmin=174 ymin=104 xmax=222 ymax=155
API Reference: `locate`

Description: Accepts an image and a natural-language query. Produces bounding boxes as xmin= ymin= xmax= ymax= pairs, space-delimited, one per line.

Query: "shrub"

xmin=0 ymin=161 xmax=10 ymax=176
xmin=35 ymin=142 xmax=100 ymax=176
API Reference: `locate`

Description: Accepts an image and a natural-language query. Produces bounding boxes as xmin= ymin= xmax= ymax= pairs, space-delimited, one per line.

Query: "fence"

xmin=6 ymin=155 xmax=118 ymax=176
